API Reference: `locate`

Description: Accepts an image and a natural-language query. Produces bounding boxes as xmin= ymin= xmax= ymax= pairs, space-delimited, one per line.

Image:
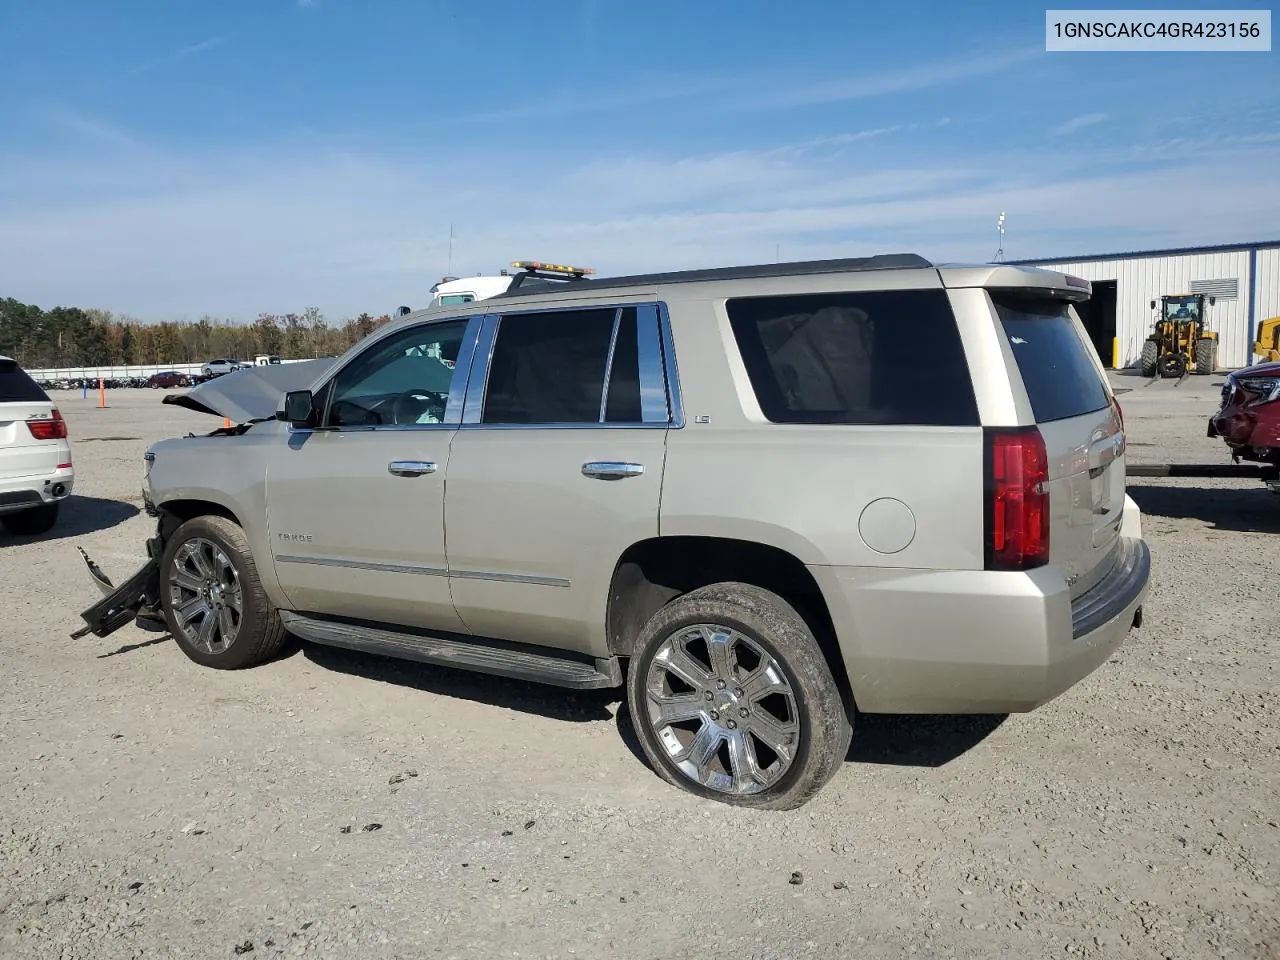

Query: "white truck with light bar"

xmin=428 ymin=261 xmax=597 ymax=309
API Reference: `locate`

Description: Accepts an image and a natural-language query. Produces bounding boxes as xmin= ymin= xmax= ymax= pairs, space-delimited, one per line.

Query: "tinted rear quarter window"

xmin=992 ymin=294 xmax=1110 ymax=423
xmin=0 ymin=360 xmax=49 ymax=403
xmin=726 ymin=289 xmax=979 ymax=426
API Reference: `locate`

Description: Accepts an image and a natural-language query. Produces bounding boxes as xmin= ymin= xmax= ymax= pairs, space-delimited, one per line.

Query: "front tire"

xmin=1 ymin=503 xmax=59 ymax=537
xmin=625 ymin=582 xmax=852 ymax=810
xmin=160 ymin=515 xmax=287 ymax=669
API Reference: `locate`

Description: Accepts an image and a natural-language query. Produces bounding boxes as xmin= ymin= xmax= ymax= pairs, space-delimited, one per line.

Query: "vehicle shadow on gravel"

xmin=842 ymin=713 xmax=1007 ymax=766
xmin=1128 ymin=483 xmax=1280 ymax=534
xmin=303 ymin=641 xmax=1009 ymax=766
xmin=0 ymin=495 xmax=138 ymax=546
xmin=299 ymin=643 xmax=618 ymax=722
xmin=611 ymin=703 xmax=1007 ymax=772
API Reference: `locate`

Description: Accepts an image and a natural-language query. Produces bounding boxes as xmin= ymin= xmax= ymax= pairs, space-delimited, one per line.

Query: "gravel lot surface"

xmin=2 ymin=373 xmax=1276 ymax=960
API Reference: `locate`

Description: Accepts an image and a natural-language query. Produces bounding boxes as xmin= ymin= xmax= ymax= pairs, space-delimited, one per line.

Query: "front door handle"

xmin=582 ymin=461 xmax=644 ymax=480
xmin=388 ymin=460 xmax=437 ymax=477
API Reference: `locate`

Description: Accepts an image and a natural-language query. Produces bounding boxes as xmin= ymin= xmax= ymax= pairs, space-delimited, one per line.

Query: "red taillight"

xmin=27 ymin=408 xmax=68 ymax=441
xmin=985 ymin=427 xmax=1050 ymax=570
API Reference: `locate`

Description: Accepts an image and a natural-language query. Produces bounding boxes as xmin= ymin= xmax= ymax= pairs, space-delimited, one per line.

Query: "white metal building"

xmin=1008 ymin=239 xmax=1280 ymax=371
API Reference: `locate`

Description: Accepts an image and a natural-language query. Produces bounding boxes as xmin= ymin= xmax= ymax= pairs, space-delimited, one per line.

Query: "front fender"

xmin=148 ymin=434 xmax=285 ymax=608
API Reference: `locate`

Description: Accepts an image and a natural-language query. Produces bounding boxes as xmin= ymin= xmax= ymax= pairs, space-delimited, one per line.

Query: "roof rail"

xmin=494 ymin=253 xmax=934 ymax=299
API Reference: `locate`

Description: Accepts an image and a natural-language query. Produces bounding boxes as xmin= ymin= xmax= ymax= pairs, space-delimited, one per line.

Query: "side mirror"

xmin=396 ymin=305 xmax=411 ymax=317
xmin=279 ymin=390 xmax=317 ymax=426
xmin=1209 ymin=296 xmax=1216 ymax=306
xmin=1149 ymin=299 xmax=1156 ymax=309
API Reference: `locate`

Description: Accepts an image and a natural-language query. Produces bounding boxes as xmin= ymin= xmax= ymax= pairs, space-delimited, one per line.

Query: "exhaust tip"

xmin=50 ymin=483 xmax=67 ymax=497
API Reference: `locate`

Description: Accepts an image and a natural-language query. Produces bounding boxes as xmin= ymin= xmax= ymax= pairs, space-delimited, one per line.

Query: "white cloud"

xmin=754 ymin=47 xmax=1042 ymax=109
xmin=1049 ymin=113 xmax=1109 ymax=136
xmin=125 ymin=36 xmax=226 ymax=77
xmin=1 ymin=114 xmax=1277 ymax=321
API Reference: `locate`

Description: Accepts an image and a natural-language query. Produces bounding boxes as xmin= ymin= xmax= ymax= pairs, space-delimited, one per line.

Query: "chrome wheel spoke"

xmin=725 ymin=730 xmax=753 ymax=783
xmin=186 ymin=544 xmax=213 ymax=581
xmin=741 ymin=662 xmax=789 ymax=701
xmin=705 ymin=628 xmax=734 ymax=678
xmin=747 ymin=710 xmax=798 ymax=761
xmin=174 ymin=596 xmax=207 ymax=626
xmin=172 ymin=570 xmax=204 ymax=594
xmin=648 ymin=691 xmax=704 ymax=726
xmin=194 ymin=608 xmax=218 ymax=652
xmin=682 ymin=722 xmax=722 ymax=780
xmin=656 ymin=641 xmax=713 ymax=689
xmin=217 ymin=606 xmax=238 ymax=645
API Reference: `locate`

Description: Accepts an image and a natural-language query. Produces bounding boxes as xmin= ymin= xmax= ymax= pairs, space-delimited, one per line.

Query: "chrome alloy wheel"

xmin=644 ymin=623 xmax=801 ymax=796
xmin=167 ymin=537 xmax=244 ymax=655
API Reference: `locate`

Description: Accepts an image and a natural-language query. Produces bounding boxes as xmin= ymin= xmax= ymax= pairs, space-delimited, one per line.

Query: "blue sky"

xmin=0 ymin=0 xmax=1277 ymax=322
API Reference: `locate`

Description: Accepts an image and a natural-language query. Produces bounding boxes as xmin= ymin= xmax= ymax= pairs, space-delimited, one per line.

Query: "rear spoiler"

xmin=937 ymin=264 xmax=1092 ymax=301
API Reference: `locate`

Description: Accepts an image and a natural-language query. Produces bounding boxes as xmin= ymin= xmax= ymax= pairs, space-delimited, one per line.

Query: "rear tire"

xmin=1 ymin=503 xmax=59 ymax=537
xmin=159 ymin=515 xmax=287 ymax=670
xmin=1140 ymin=339 xmax=1159 ymax=377
xmin=1195 ymin=338 xmax=1217 ymax=375
xmin=625 ymin=582 xmax=852 ymax=811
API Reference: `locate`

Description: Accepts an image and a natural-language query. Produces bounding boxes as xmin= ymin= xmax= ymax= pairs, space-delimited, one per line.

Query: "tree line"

xmin=0 ymin=297 xmax=397 ymax=369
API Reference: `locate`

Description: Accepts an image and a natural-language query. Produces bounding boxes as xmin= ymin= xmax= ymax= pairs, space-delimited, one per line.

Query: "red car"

xmin=146 ymin=371 xmax=192 ymax=389
xmin=1207 ymin=361 xmax=1280 ymax=465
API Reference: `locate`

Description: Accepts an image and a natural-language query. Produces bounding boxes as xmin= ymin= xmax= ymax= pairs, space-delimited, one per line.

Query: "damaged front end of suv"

xmin=71 ymin=358 xmax=335 ymax=640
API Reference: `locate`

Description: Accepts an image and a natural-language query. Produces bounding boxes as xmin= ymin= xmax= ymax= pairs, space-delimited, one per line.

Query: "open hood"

xmin=163 ymin=358 xmax=337 ymax=423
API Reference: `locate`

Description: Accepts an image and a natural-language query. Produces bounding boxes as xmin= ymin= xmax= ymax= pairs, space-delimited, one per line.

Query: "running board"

xmin=279 ymin=612 xmax=623 ymax=690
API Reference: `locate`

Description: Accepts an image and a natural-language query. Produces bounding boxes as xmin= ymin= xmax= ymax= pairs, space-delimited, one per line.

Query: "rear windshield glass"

xmin=0 ymin=360 xmax=48 ymax=402
xmin=993 ymin=294 xmax=1110 ymax=423
xmin=725 ymin=290 xmax=979 ymax=426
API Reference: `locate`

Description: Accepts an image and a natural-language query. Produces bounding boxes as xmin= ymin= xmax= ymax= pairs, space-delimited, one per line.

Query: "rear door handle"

xmin=582 ymin=461 xmax=644 ymax=480
xmin=388 ymin=460 xmax=437 ymax=477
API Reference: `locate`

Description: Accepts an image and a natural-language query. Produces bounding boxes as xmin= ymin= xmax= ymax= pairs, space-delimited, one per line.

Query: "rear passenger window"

xmin=483 ymin=308 xmax=620 ymax=424
xmin=992 ymin=294 xmax=1110 ymax=423
xmin=0 ymin=359 xmax=49 ymax=402
xmin=726 ymin=290 xmax=979 ymax=426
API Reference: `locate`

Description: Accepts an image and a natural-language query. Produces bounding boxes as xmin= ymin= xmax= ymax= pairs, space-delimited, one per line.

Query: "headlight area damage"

xmin=71 ymin=357 xmax=337 ymax=640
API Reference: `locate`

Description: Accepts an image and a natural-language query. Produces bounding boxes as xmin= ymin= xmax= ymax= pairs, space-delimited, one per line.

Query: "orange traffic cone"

xmin=97 ymin=378 xmax=107 ymax=408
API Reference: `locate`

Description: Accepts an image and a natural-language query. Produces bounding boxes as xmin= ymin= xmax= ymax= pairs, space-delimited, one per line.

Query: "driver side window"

xmin=324 ymin=319 xmax=469 ymax=428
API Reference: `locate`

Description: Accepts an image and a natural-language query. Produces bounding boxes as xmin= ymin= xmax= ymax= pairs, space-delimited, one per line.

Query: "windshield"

xmin=1164 ymin=297 xmax=1202 ymax=321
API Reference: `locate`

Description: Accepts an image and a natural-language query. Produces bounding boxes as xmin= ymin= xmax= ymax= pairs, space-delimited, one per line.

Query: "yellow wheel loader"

xmin=1138 ymin=293 xmax=1218 ymax=378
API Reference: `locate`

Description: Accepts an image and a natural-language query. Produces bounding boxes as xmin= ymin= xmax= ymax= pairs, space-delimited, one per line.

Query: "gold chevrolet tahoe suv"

xmin=77 ymin=255 xmax=1150 ymax=810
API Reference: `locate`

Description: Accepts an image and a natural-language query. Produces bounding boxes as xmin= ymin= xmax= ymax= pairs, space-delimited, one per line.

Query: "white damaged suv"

xmin=1 ymin=356 xmax=74 ymax=536
xmin=76 ymin=255 xmax=1149 ymax=810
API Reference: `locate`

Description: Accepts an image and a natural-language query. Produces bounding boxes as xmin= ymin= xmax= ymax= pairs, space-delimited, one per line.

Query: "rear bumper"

xmin=809 ymin=501 xmax=1150 ymax=715
xmin=0 ymin=466 xmax=74 ymax=514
